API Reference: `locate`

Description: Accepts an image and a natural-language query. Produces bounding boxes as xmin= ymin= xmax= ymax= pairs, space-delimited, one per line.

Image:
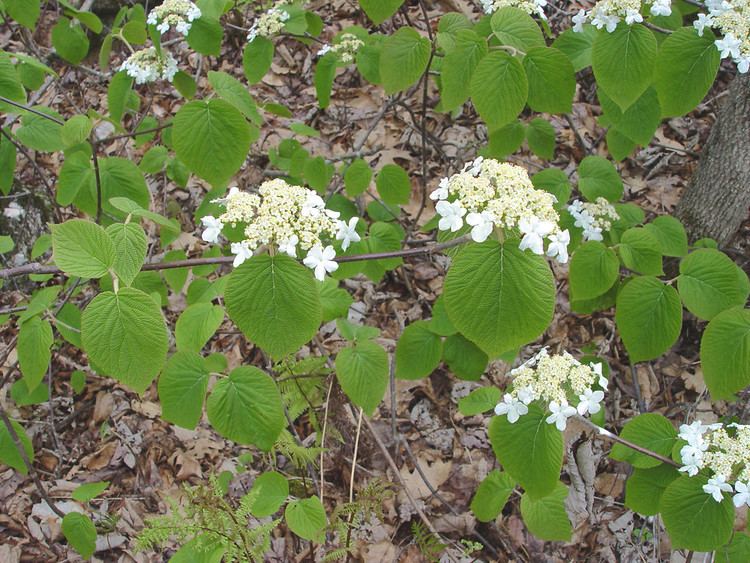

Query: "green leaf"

xmin=654 ymin=27 xmax=720 ymax=117
xmin=247 ymin=471 xmax=289 ymax=518
xmin=71 ymin=370 xmax=86 ymax=394
xmin=553 ymin=25 xmax=597 ymax=71
xmin=458 ymin=386 xmax=501 ymax=416
xmin=442 ymin=333 xmax=488 ymax=380
xmin=471 ymin=470 xmax=515 ymax=522
xmin=444 ymin=240 xmax=554 ymax=358
xmin=485 ymin=121 xmax=526 ymax=158
xmin=700 ymin=306 xmax=750 ymax=400
xmin=225 ymin=254 xmax=321 ymax=359
xmin=599 ymin=87 xmax=661 ymax=147
xmin=336 ymin=319 xmax=379 ymax=342
xmin=169 ymin=536 xmax=225 ymax=563
xmin=525 ymin=117 xmax=555 ymax=160
xmin=522 ymin=47 xmax=575 ymax=114
xmin=175 ymin=303 xmax=224 ymax=353
xmin=16 ymin=109 xmax=64 ymax=152
xmin=441 ymin=29 xmax=488 ymax=111
xmin=173 ymin=99 xmax=253 ymax=187
xmin=173 ymin=70 xmax=197 ymax=99
xmin=644 ymin=216 xmax=688 ymax=258
xmin=592 ymin=24 xmax=657 ymax=110
xmin=243 ymin=37 xmax=274 ymax=84
xmin=718 ymin=533 xmax=750 ymax=563
xmin=428 ymin=296 xmax=456 ymax=337
xmin=17 ymin=317 xmax=53 ymax=392
xmin=314 ymin=54 xmax=337 ymax=109
xmin=618 ymin=227 xmax=663 ymax=276
xmin=0 ymin=419 xmax=34 ymax=474
xmin=87 ymin=157 xmax=151 ymax=219
xmin=489 ymin=403 xmax=563 ymax=499
xmin=376 ymin=163 xmax=411 ymax=205
xmin=82 ymin=287 xmax=168 ymax=394
xmin=520 ymin=483 xmax=572 ymax=541
xmin=208 ymin=70 xmax=260 ymax=123
xmin=105 ymin=222 xmax=146 ymax=286
xmin=0 ymin=52 xmax=26 ymax=112
xmin=51 ymin=18 xmax=89 ymax=65
xmin=206 ymin=366 xmax=284 ymax=450
xmin=531 ymin=168 xmax=571 ymax=206
xmin=470 ymin=51 xmax=528 ymax=128
xmin=162 ymin=249 xmax=189 ymax=293
xmin=569 ymin=241 xmax=620 ymax=300
xmin=344 ymin=158 xmax=372 ymax=197
xmin=335 ymin=340 xmax=388 ymax=415
xmin=661 ymin=475 xmax=734 ymax=552
xmin=380 ymin=27 xmax=431 ymax=94
xmin=285 ymin=497 xmax=327 ymax=541
xmin=609 ymin=413 xmax=677 ymax=469
xmin=395 ymin=321 xmax=443 ymax=380
xmin=72 ymin=481 xmax=109 ymax=502
xmin=62 ymin=513 xmax=97 ymax=560
xmin=107 ymin=71 xmax=133 ymax=123
xmin=625 ymin=464 xmax=679 ymax=515
xmin=303 ymin=156 xmax=333 ymax=193
xmin=577 ymin=155 xmax=623 ymax=202
xmin=678 ymin=249 xmax=749 ymax=321
xmin=490 ymin=7 xmax=545 ymax=51
xmin=158 ymin=351 xmax=210 ymax=429
xmin=319 ymin=278 xmax=353 ymax=322
xmin=0 ymin=135 xmax=16 ymax=195
xmin=52 ymin=219 xmax=115 ymax=279
xmin=187 ymin=16 xmax=223 ymax=56
xmin=56 ymin=302 xmax=81 ymax=348
xmin=11 ymin=378 xmax=49 ymax=406
xmin=615 ymin=276 xmax=682 ymax=362
xmin=4 ymin=0 xmax=40 ymax=28
xmin=61 ymin=115 xmax=92 ymax=148
xmin=359 ymin=0 xmax=404 ymax=24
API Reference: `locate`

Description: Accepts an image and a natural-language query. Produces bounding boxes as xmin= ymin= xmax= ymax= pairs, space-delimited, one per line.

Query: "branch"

xmin=0 ymin=96 xmax=65 ymax=125
xmin=577 ymin=416 xmax=680 ymax=468
xmin=0 ymin=235 xmax=471 ymax=280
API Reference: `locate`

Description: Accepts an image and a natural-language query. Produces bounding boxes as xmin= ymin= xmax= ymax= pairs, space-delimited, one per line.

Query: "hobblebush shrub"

xmin=0 ymin=0 xmax=749 ymax=559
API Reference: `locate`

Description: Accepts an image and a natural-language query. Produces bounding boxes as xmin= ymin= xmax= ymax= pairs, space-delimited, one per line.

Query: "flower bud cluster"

xmin=678 ymin=421 xmax=750 ymax=506
xmin=201 ymin=180 xmax=361 ymax=280
xmin=147 ymin=0 xmax=202 ymax=35
xmin=479 ymin=0 xmax=548 ymax=18
xmin=572 ymin=0 xmax=672 ymax=33
xmin=120 ymin=48 xmax=178 ymax=84
xmin=247 ymin=6 xmax=290 ymax=43
xmin=317 ymin=34 xmax=365 ymax=64
xmin=494 ymin=348 xmax=608 ymax=431
xmin=431 ymin=158 xmax=569 ymax=262
xmin=567 ymin=198 xmax=619 ymax=242
xmin=694 ymin=1 xmax=750 ymax=73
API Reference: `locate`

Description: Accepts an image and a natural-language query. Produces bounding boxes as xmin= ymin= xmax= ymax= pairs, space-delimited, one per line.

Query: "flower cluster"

xmin=678 ymin=421 xmax=750 ymax=506
xmin=317 ymin=34 xmax=365 ymax=64
xmin=479 ymin=0 xmax=548 ymax=18
xmin=431 ymin=158 xmax=569 ymax=262
xmin=568 ymin=198 xmax=619 ymax=242
xmin=247 ymin=6 xmax=290 ymax=43
xmin=201 ymin=180 xmax=361 ymax=280
xmin=694 ymin=1 xmax=750 ymax=73
xmin=120 ymin=48 xmax=178 ymax=84
xmin=572 ymin=0 xmax=672 ymax=33
xmin=147 ymin=0 xmax=202 ymax=35
xmin=494 ymin=349 xmax=608 ymax=431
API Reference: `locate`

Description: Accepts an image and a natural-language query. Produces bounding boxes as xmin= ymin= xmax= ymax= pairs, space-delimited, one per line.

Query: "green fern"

xmin=137 ymin=474 xmax=279 ymax=562
xmin=411 ymin=521 xmax=444 ymax=563
xmin=273 ymin=428 xmax=325 ymax=469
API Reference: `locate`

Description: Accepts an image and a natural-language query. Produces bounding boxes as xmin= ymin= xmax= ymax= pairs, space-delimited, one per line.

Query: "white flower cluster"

xmin=678 ymin=421 xmax=750 ymax=506
xmin=147 ymin=0 xmax=201 ymax=35
xmin=431 ymin=157 xmax=569 ymax=263
xmin=568 ymin=198 xmax=619 ymax=242
xmin=494 ymin=348 xmax=608 ymax=431
xmin=317 ymin=34 xmax=365 ymax=64
xmin=201 ymin=180 xmax=361 ymax=280
xmin=572 ymin=0 xmax=672 ymax=33
xmin=694 ymin=1 xmax=750 ymax=73
xmin=120 ymin=48 xmax=178 ymax=84
xmin=479 ymin=0 xmax=548 ymax=18
xmin=247 ymin=6 xmax=290 ymax=43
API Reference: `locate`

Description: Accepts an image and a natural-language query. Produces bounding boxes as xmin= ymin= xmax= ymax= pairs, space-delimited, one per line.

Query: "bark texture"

xmin=676 ymin=73 xmax=750 ymax=245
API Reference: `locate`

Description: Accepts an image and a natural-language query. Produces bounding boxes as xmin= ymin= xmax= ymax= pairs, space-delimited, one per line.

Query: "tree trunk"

xmin=675 ymin=73 xmax=750 ymax=246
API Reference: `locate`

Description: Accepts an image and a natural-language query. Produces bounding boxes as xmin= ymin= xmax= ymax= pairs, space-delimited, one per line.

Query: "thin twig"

xmin=0 ymin=96 xmax=65 ymax=125
xmin=0 ymin=235 xmax=473 ymax=280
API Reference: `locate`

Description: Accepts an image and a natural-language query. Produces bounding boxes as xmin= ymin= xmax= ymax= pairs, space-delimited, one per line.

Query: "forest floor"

xmin=1 ymin=1 xmax=749 ymax=562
